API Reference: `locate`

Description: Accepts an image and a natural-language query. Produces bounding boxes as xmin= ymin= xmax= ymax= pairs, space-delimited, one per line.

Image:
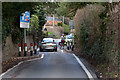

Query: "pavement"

xmin=1 ymin=45 xmax=97 ymax=79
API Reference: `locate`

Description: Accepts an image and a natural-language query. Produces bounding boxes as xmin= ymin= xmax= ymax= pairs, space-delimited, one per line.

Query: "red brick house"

xmin=45 ymin=16 xmax=62 ymax=26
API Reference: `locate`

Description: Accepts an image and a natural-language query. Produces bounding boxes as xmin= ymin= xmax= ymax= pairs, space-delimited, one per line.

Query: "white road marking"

xmin=28 ymin=50 xmax=31 ymax=52
xmin=41 ymin=54 xmax=44 ymax=59
xmin=73 ymin=54 xmax=94 ymax=80
xmin=0 ymin=54 xmax=44 ymax=79
xmin=61 ymin=50 xmax=63 ymax=53
xmin=0 ymin=61 xmax=23 ymax=79
xmin=37 ymin=48 xmax=39 ymax=51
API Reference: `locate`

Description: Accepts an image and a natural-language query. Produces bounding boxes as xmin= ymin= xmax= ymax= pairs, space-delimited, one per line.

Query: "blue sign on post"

xmin=20 ymin=11 xmax=30 ymax=28
xmin=69 ymin=20 xmax=74 ymax=27
xmin=20 ymin=11 xmax=30 ymax=22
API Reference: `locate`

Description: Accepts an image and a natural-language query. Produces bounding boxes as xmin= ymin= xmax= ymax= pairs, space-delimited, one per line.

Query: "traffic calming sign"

xmin=20 ymin=22 xmax=29 ymax=28
xmin=20 ymin=11 xmax=30 ymax=28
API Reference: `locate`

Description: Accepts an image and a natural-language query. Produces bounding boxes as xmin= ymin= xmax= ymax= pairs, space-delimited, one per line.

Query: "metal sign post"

xmin=20 ymin=11 xmax=30 ymax=56
xmin=69 ymin=20 xmax=74 ymax=51
xmin=24 ymin=29 xmax=26 ymax=43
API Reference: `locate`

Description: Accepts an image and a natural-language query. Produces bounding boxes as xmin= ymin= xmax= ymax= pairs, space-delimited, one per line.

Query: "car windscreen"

xmin=66 ymin=36 xmax=72 ymax=39
xmin=43 ymin=39 xmax=53 ymax=42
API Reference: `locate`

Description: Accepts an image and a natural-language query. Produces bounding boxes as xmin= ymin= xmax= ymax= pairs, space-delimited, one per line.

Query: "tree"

xmin=27 ymin=15 xmax=39 ymax=41
xmin=56 ymin=2 xmax=95 ymax=19
xmin=2 ymin=2 xmax=37 ymax=45
xmin=32 ymin=5 xmax=46 ymax=41
xmin=42 ymin=2 xmax=59 ymax=16
xmin=2 ymin=2 xmax=47 ymax=45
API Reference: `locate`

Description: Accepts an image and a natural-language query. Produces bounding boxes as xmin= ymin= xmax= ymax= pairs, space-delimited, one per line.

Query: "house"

xmin=45 ymin=16 xmax=62 ymax=26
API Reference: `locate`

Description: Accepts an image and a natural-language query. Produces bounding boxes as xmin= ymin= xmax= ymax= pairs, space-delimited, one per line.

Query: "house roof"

xmin=45 ymin=16 xmax=62 ymax=22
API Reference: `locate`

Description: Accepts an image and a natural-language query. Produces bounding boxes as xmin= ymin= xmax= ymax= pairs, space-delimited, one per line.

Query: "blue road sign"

xmin=20 ymin=11 xmax=30 ymax=28
xmin=20 ymin=11 xmax=30 ymax=23
xmin=69 ymin=20 xmax=74 ymax=27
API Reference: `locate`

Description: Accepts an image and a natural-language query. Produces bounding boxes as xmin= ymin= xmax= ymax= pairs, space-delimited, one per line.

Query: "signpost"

xmin=69 ymin=20 xmax=74 ymax=51
xmin=20 ymin=11 xmax=30 ymax=56
xmin=20 ymin=11 xmax=30 ymax=28
xmin=69 ymin=20 xmax=74 ymax=28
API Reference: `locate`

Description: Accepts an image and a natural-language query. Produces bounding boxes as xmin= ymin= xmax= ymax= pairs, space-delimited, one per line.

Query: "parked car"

xmin=40 ymin=38 xmax=57 ymax=52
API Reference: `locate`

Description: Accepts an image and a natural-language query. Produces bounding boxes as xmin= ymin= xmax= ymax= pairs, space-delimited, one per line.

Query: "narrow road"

xmin=2 ymin=47 xmax=93 ymax=79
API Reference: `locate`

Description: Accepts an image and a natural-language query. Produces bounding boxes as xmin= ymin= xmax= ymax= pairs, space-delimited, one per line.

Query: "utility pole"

xmin=53 ymin=14 xmax=55 ymax=33
xmin=118 ymin=2 xmax=120 ymax=68
xmin=63 ymin=16 xmax=64 ymax=24
xmin=53 ymin=14 xmax=55 ymax=27
xmin=69 ymin=20 xmax=74 ymax=51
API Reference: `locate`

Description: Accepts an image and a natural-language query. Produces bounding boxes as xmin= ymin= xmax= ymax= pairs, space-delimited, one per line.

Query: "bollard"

xmin=67 ymin=41 xmax=70 ymax=50
xmin=19 ymin=43 xmax=21 ymax=57
xmin=71 ymin=41 xmax=74 ymax=51
xmin=72 ymin=45 xmax=74 ymax=51
xmin=34 ymin=42 xmax=37 ymax=54
xmin=70 ymin=41 xmax=72 ymax=49
xmin=30 ymin=43 xmax=33 ymax=56
xmin=24 ymin=43 xmax=27 ymax=56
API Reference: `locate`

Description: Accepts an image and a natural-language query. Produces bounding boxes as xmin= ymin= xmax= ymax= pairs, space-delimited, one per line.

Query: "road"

xmin=2 ymin=46 xmax=96 ymax=79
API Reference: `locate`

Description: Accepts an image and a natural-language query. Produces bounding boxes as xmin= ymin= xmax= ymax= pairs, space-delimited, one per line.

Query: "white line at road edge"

xmin=0 ymin=54 xmax=44 ymax=79
xmin=0 ymin=61 xmax=23 ymax=80
xmin=73 ymin=54 xmax=94 ymax=80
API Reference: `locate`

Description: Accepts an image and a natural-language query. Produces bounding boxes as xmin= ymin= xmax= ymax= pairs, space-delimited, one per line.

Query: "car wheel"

xmin=40 ymin=48 xmax=43 ymax=52
xmin=67 ymin=46 xmax=69 ymax=50
xmin=54 ymin=48 xmax=57 ymax=52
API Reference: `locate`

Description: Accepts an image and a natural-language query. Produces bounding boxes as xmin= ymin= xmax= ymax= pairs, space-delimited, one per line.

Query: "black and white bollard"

xmin=67 ymin=41 xmax=70 ymax=50
xmin=30 ymin=43 xmax=33 ymax=56
xmin=19 ymin=43 xmax=21 ymax=57
xmin=34 ymin=42 xmax=37 ymax=54
xmin=24 ymin=43 xmax=27 ymax=56
xmin=72 ymin=45 xmax=74 ymax=51
xmin=70 ymin=41 xmax=72 ymax=49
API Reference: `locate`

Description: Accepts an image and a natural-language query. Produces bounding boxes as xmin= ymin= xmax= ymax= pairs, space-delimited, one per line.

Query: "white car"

xmin=40 ymin=38 xmax=57 ymax=52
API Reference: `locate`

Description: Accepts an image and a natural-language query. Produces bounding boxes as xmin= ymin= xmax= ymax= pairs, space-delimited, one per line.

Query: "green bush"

xmin=58 ymin=23 xmax=62 ymax=26
xmin=61 ymin=23 xmax=70 ymax=34
xmin=58 ymin=22 xmax=70 ymax=34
